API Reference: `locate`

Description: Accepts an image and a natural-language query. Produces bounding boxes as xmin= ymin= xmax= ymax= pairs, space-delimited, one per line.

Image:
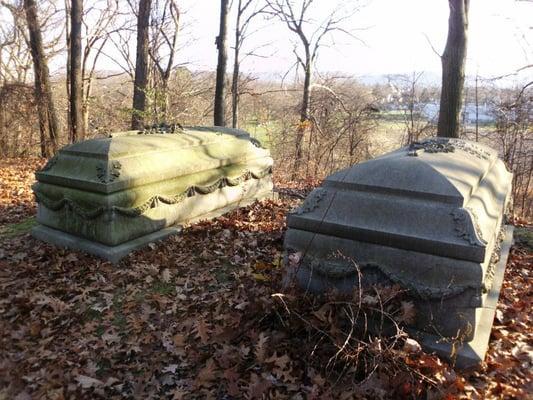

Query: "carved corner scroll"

xmin=450 ymin=208 xmax=487 ymax=247
xmin=96 ymin=161 xmax=122 ymax=184
xmin=250 ymin=137 xmax=265 ymax=149
xmin=294 ymin=188 xmax=328 ymax=215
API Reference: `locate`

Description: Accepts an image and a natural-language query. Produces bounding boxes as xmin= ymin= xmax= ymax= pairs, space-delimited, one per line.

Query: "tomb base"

xmin=411 ymin=225 xmax=513 ymax=368
xmin=32 ymin=224 xmax=182 ymax=264
xmin=32 ymin=193 xmax=273 ymax=263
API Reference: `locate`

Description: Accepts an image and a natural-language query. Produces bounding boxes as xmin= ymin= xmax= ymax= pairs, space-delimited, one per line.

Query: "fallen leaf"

xmin=255 ymin=332 xmax=269 ymax=362
xmin=75 ymin=375 xmax=104 ymax=389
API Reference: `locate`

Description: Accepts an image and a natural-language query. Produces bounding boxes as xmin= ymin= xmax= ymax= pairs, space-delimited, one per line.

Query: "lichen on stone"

xmin=34 ymin=166 xmax=272 ymax=220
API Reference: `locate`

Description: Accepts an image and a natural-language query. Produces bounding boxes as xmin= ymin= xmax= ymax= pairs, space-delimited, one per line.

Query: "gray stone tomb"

xmin=32 ymin=126 xmax=273 ymax=262
xmin=284 ymin=137 xmax=514 ymax=367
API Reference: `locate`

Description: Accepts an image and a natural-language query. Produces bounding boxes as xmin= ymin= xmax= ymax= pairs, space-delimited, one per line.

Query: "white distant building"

xmin=421 ymin=102 xmax=494 ymax=123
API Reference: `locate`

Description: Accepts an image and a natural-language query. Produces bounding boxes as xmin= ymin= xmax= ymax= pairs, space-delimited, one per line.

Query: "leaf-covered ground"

xmin=0 ymin=158 xmax=531 ymax=399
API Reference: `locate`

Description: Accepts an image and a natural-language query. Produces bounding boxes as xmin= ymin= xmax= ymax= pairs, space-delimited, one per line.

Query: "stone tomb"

xmin=284 ymin=137 xmax=513 ymax=367
xmin=32 ymin=126 xmax=273 ymax=262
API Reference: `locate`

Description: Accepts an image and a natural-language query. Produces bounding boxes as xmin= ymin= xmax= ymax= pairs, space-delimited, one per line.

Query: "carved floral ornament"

xmin=407 ymin=138 xmax=491 ymax=160
xmin=139 ymin=123 xmax=184 ymax=135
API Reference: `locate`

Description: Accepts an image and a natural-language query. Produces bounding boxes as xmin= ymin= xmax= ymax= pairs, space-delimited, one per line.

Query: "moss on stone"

xmin=0 ymin=217 xmax=36 ymax=238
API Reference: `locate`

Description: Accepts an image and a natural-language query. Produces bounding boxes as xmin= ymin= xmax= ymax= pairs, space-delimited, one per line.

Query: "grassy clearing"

xmin=0 ymin=217 xmax=36 ymax=239
xmin=244 ymin=120 xmax=283 ymax=149
xmin=515 ymin=226 xmax=533 ymax=252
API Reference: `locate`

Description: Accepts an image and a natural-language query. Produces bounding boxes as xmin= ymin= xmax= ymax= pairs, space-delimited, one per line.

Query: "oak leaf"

xmin=75 ymin=375 xmax=104 ymax=389
xmin=194 ymin=319 xmax=211 ymax=345
xmin=254 ymin=332 xmax=269 ymax=362
xmin=195 ymin=359 xmax=217 ymax=387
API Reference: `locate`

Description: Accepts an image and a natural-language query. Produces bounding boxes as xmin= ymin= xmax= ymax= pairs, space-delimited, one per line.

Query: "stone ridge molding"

xmin=450 ymin=208 xmax=487 ymax=246
xmin=34 ymin=166 xmax=272 ymax=220
xmin=480 ymin=226 xmax=505 ymax=294
xmin=407 ymin=138 xmax=492 ymax=160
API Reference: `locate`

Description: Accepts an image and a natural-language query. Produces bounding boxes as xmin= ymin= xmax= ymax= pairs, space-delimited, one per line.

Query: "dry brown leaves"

xmin=0 ymin=158 xmax=531 ymax=399
xmin=0 ymin=157 xmax=45 ymax=224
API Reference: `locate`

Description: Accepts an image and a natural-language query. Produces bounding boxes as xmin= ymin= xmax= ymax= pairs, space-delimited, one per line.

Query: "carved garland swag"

xmin=33 ymin=167 xmax=272 ymax=220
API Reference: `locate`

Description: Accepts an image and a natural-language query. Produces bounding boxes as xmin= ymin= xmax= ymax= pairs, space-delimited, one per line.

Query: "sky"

xmin=1 ymin=0 xmax=531 ymax=83
xmin=171 ymin=0 xmax=532 ymax=81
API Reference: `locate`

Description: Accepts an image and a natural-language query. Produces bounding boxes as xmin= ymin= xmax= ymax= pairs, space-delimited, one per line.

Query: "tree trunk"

xmin=231 ymin=0 xmax=241 ymax=128
xmin=160 ymin=80 xmax=169 ymax=120
xmin=131 ymin=0 xmax=151 ymax=130
xmin=230 ymin=55 xmax=239 ymax=128
xmin=293 ymin=53 xmax=311 ymax=177
xmin=82 ymin=76 xmax=92 ymax=134
xmin=0 ymin=95 xmax=4 ymax=156
xmin=69 ymin=0 xmax=83 ymax=142
xmin=214 ymin=0 xmax=229 ymax=127
xmin=24 ymin=0 xmax=60 ymax=157
xmin=475 ymin=73 xmax=479 ymax=141
xmin=437 ymin=0 xmax=469 ymax=138
xmin=64 ymin=0 xmax=71 ymax=136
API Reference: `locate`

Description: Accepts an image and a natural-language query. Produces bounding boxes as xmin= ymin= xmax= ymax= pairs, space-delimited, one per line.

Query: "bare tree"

xmin=0 ymin=6 xmax=33 ymax=85
xmin=131 ymin=0 xmax=151 ymax=130
xmin=23 ymin=0 xmax=60 ymax=156
xmin=231 ymin=0 xmax=267 ymax=128
xmin=68 ymin=0 xmax=83 ymax=142
xmin=104 ymin=17 xmax=137 ymax=80
xmin=389 ymin=72 xmax=436 ymax=145
xmin=103 ymin=0 xmax=182 ymax=126
xmin=214 ymin=0 xmax=229 ymax=126
xmin=265 ymin=0 xmax=357 ymax=176
xmin=490 ymin=80 xmax=532 ymax=218
xmin=80 ymin=0 xmax=122 ymax=134
xmin=437 ymin=0 xmax=469 ymax=138
xmin=149 ymin=0 xmax=180 ymax=121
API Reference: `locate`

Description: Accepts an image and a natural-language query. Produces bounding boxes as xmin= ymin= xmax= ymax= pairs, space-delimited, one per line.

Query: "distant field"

xmin=243 ymin=121 xmax=282 ymax=148
xmin=243 ymin=117 xmax=406 ymax=157
xmin=371 ymin=119 xmax=405 ymax=156
xmin=243 ymin=112 xmax=500 ymax=160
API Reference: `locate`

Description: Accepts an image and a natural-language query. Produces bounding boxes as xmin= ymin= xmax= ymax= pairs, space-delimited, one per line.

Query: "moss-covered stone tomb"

xmin=284 ymin=137 xmax=513 ymax=367
xmin=32 ymin=126 xmax=273 ymax=262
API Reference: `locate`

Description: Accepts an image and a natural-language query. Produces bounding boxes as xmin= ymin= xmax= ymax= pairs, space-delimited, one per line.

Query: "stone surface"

xmin=413 ymin=225 xmax=514 ymax=368
xmin=33 ymin=126 xmax=273 ymax=256
xmin=284 ymin=137 xmax=513 ymax=352
xmin=32 ymin=225 xmax=182 ymax=264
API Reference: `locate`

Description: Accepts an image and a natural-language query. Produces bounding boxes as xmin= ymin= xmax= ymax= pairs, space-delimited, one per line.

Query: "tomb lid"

xmin=287 ymin=138 xmax=512 ymax=263
xmin=36 ymin=126 xmax=272 ymax=194
xmin=325 ymin=138 xmax=498 ymax=207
